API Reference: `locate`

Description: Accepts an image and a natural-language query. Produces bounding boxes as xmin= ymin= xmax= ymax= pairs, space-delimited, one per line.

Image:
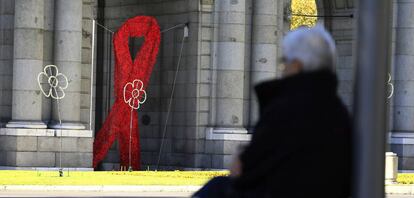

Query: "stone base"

xmin=0 ymin=128 xmax=92 ymax=137
xmin=48 ymin=121 xmax=86 ymax=130
xmin=206 ymin=127 xmax=251 ymax=141
xmin=0 ymin=128 xmax=93 ymax=168
xmin=203 ymin=127 xmax=251 ymax=169
xmin=6 ymin=121 xmax=47 ymax=129
xmin=0 ymin=166 xmax=93 ymax=171
xmin=390 ymin=132 xmax=414 ymax=171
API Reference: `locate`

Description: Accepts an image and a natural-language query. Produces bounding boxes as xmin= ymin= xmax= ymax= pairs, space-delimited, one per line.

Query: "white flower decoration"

xmin=37 ymin=65 xmax=68 ymax=100
xmin=387 ymin=73 xmax=394 ymax=99
xmin=123 ymin=79 xmax=147 ymax=110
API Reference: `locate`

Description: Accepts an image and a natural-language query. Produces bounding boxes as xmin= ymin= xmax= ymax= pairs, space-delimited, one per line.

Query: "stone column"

xmin=392 ymin=0 xmax=414 ymax=132
xmin=213 ymin=0 xmax=247 ymax=133
xmin=249 ymin=0 xmax=279 ymax=126
xmin=283 ymin=0 xmax=291 ymax=34
xmin=41 ymin=0 xmax=54 ymax=123
xmin=6 ymin=0 xmax=46 ymax=128
xmin=50 ymin=0 xmax=85 ymax=129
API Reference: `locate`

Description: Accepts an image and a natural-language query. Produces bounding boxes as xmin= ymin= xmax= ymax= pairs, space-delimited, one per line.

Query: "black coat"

xmin=235 ymin=69 xmax=352 ymax=198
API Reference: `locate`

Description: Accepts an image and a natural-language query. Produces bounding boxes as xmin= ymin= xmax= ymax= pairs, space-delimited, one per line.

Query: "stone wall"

xmin=201 ymin=0 xmax=281 ymax=169
xmin=389 ymin=0 xmax=414 ymax=170
xmin=0 ymin=0 xmax=14 ymax=127
xmin=0 ymin=0 xmax=96 ymax=169
xmin=0 ymin=129 xmax=92 ymax=168
xmin=81 ymin=0 xmax=98 ymax=130
xmin=316 ymin=0 xmax=355 ymax=110
xmin=331 ymin=11 xmax=354 ymax=111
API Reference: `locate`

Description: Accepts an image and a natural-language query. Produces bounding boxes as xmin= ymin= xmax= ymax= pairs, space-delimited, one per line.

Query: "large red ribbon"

xmin=93 ymin=16 xmax=161 ymax=170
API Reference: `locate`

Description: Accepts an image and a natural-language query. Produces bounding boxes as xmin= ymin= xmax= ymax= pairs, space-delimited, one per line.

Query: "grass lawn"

xmin=0 ymin=170 xmax=229 ymax=186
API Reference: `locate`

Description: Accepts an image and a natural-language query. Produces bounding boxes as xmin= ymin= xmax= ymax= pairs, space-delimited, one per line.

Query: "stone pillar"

xmin=393 ymin=0 xmax=414 ymax=132
xmin=0 ymin=0 xmax=14 ymax=128
xmin=249 ymin=0 xmax=279 ymax=126
xmin=213 ymin=0 xmax=247 ymax=133
xmin=41 ymin=0 xmax=54 ymax=123
xmin=283 ymin=0 xmax=291 ymax=34
xmin=6 ymin=0 xmax=46 ymax=128
xmin=50 ymin=0 xmax=85 ymax=129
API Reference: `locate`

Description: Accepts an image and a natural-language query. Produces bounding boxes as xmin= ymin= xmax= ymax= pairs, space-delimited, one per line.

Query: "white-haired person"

xmin=192 ymin=24 xmax=352 ymax=198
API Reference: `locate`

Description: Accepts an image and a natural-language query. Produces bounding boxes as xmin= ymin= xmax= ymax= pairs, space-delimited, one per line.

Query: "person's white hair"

xmin=281 ymin=24 xmax=337 ymax=72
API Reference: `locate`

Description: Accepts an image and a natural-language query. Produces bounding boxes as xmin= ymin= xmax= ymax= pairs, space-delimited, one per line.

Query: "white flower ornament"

xmin=37 ymin=65 xmax=68 ymax=100
xmin=387 ymin=73 xmax=394 ymax=99
xmin=123 ymin=79 xmax=147 ymax=109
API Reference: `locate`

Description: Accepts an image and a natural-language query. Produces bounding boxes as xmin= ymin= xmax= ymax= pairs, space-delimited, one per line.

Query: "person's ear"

xmin=291 ymin=59 xmax=304 ymax=73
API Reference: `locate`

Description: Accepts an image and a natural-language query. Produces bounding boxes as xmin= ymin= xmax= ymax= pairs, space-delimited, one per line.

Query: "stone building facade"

xmin=0 ymin=0 xmax=94 ymax=169
xmin=1 ymin=0 xmax=414 ymax=170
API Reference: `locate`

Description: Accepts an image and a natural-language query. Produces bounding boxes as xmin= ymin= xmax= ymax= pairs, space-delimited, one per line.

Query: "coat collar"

xmin=255 ymin=69 xmax=338 ymax=111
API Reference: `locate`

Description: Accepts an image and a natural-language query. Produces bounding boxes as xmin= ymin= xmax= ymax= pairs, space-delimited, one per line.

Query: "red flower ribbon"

xmin=93 ymin=16 xmax=161 ymax=170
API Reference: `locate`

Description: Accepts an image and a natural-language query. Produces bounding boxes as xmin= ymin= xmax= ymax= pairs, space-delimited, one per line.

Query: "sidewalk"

xmin=0 ymin=184 xmax=413 ymax=195
xmin=0 ymin=185 xmax=201 ymax=193
xmin=387 ymin=184 xmax=414 ymax=195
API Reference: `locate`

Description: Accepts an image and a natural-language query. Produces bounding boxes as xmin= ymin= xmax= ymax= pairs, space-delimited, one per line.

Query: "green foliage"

xmin=291 ymin=0 xmax=317 ymax=30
